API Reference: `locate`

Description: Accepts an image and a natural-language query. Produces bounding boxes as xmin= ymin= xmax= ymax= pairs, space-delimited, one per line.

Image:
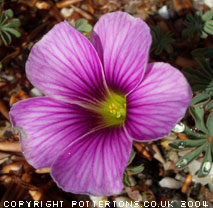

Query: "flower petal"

xmin=125 ymin=62 xmax=192 ymax=141
xmin=51 ymin=127 xmax=132 ymax=196
xmin=9 ymin=97 xmax=99 ymax=168
xmin=92 ymin=12 xmax=152 ymax=94
xmin=26 ymin=21 xmax=107 ymax=105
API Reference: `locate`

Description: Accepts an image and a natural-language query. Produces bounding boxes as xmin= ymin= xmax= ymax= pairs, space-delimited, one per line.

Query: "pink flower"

xmin=9 ymin=12 xmax=192 ymax=196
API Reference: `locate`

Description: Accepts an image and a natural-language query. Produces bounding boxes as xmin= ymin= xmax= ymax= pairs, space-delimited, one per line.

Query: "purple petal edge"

xmin=125 ymin=62 xmax=192 ymax=141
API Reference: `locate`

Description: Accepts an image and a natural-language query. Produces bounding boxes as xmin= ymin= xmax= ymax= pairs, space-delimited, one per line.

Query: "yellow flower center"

xmin=96 ymin=92 xmax=127 ymax=127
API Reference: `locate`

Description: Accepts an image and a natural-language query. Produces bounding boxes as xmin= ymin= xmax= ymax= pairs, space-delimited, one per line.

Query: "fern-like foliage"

xmin=171 ymin=88 xmax=213 ymax=177
xmin=183 ymin=48 xmax=213 ymax=92
xmin=182 ymin=11 xmax=213 ymax=39
xmin=150 ymin=25 xmax=174 ymax=55
xmin=0 ymin=3 xmax=21 ymax=46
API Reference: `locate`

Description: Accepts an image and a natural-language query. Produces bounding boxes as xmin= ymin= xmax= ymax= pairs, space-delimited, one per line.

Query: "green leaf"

xmin=4 ymin=9 xmax=13 ymax=18
xmin=0 ymin=13 xmax=8 ymax=26
xmin=169 ymin=139 xmax=206 ymax=149
xmin=200 ymin=31 xmax=208 ymax=39
xmin=127 ymin=150 xmax=136 ymax=166
xmin=197 ymin=10 xmax=203 ymax=17
xmin=126 ymin=164 xmax=144 ymax=174
xmin=175 ymin=142 xmax=207 ymax=168
xmin=204 ymin=25 xmax=213 ymax=35
xmin=0 ymin=30 xmax=11 ymax=45
xmin=2 ymin=27 xmax=21 ymax=37
xmin=122 ymin=171 xmax=132 ymax=187
xmin=198 ymin=144 xmax=212 ymax=177
xmin=205 ymin=21 xmax=213 ymax=29
xmin=183 ymin=66 xmax=213 ymax=92
xmin=182 ymin=29 xmax=190 ymax=38
xmin=208 ymin=20 xmax=213 ymax=25
xmin=183 ymin=11 xmax=213 ymax=39
xmin=75 ymin=19 xmax=92 ymax=33
xmin=150 ymin=26 xmax=174 ymax=55
xmin=190 ymin=103 xmax=208 ymax=133
xmin=183 ymin=13 xmax=202 ymax=38
xmin=206 ymin=100 xmax=213 ymax=111
xmin=206 ymin=88 xmax=213 ymax=94
xmin=4 ymin=18 xmax=21 ymax=28
xmin=191 ymin=91 xmax=210 ymax=106
xmin=191 ymin=48 xmax=213 ymax=58
xmin=196 ymin=57 xmax=213 ymax=78
xmin=0 ymin=62 xmax=2 ymax=70
xmin=207 ymin=112 xmax=213 ymax=136
xmin=172 ymin=123 xmax=206 ymax=139
xmin=202 ymin=11 xmax=213 ymax=21
xmin=183 ymin=53 xmax=213 ymax=92
xmin=165 ymin=44 xmax=173 ymax=54
xmin=184 ymin=125 xmax=207 ymax=139
xmin=155 ymin=45 xmax=163 ymax=55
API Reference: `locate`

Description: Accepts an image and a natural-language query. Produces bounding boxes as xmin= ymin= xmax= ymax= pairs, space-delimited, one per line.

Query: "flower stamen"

xmin=95 ymin=92 xmax=127 ymax=127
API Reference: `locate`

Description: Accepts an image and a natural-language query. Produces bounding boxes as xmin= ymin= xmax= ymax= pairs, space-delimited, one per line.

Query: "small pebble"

xmin=60 ymin=7 xmax=74 ymax=18
xmin=204 ymin=0 xmax=213 ymax=8
xmin=145 ymin=179 xmax=153 ymax=186
xmin=2 ymin=73 xmax=15 ymax=81
xmin=175 ymin=174 xmax=185 ymax=182
xmin=158 ymin=5 xmax=169 ymax=19
xmin=188 ymin=160 xmax=200 ymax=175
xmin=30 ymin=88 xmax=43 ymax=97
xmin=169 ymin=151 xmax=179 ymax=163
xmin=125 ymin=187 xmax=143 ymax=201
xmin=159 ymin=177 xmax=183 ymax=189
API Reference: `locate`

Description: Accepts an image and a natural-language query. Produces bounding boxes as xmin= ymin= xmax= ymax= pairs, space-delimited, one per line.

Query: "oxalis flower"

xmin=9 ymin=12 xmax=192 ymax=196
